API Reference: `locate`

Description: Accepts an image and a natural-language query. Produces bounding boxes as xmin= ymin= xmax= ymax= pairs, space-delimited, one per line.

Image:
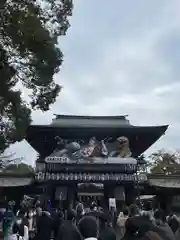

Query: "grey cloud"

xmin=155 ymin=31 xmax=180 ymax=81
xmin=58 ymin=4 xmax=180 ymax=104
xmin=58 ymin=0 xmax=175 ymax=82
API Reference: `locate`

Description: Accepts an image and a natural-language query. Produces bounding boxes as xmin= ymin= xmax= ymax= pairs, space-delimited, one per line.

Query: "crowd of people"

xmin=0 ymin=200 xmax=180 ymax=240
xmin=116 ymin=204 xmax=180 ymax=240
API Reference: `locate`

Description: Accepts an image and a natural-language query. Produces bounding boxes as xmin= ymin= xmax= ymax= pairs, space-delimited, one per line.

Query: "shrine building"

xmin=26 ymin=115 xmax=168 ymax=209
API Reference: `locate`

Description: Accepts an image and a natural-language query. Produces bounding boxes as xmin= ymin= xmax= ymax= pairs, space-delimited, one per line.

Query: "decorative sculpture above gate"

xmin=109 ymin=136 xmax=132 ymax=158
xmin=45 ymin=135 xmax=133 ymax=163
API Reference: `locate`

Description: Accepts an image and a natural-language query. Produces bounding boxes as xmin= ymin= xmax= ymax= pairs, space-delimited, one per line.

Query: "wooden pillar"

xmin=125 ymin=184 xmax=136 ymax=205
xmin=114 ymin=186 xmax=126 ymax=212
xmin=67 ymin=184 xmax=76 ymax=209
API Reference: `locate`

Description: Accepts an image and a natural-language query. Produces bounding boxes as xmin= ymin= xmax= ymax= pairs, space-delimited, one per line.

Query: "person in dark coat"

xmin=175 ymin=227 xmax=180 ymax=240
xmin=34 ymin=211 xmax=53 ymax=240
xmin=52 ymin=209 xmax=64 ymax=240
xmin=128 ymin=204 xmax=140 ymax=217
xmin=120 ymin=216 xmax=140 ymax=240
xmin=154 ymin=209 xmax=176 ymax=240
xmin=56 ymin=209 xmax=82 ymax=240
xmin=78 ymin=216 xmax=98 ymax=240
xmin=121 ymin=214 xmax=155 ymax=240
xmin=141 ymin=231 xmax=163 ymax=240
xmin=98 ymin=213 xmax=116 ymax=240
xmin=34 ymin=206 xmax=42 ymax=229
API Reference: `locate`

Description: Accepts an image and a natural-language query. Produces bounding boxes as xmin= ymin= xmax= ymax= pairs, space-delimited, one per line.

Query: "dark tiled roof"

xmin=53 ymin=114 xmax=128 ymax=120
xmin=26 ymin=125 xmax=168 ymax=158
xmin=149 ymin=178 xmax=180 ymax=188
xmin=0 ymin=177 xmax=33 ymax=187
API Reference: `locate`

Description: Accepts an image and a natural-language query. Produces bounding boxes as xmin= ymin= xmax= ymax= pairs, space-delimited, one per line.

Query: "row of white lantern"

xmin=35 ymin=172 xmax=147 ymax=182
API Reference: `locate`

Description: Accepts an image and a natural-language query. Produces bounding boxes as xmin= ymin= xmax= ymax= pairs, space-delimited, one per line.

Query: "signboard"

xmin=45 ymin=157 xmax=69 ymax=163
xmin=35 ymin=172 xmax=147 ymax=182
xmin=45 ymin=156 xmax=137 ymax=165
xmin=109 ymin=198 xmax=116 ymax=208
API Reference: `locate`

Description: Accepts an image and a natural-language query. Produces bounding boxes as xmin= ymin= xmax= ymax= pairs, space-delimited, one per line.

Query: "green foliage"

xmin=0 ymin=0 xmax=73 ymax=150
xmin=136 ymin=154 xmax=148 ymax=173
xmin=148 ymin=149 xmax=180 ymax=175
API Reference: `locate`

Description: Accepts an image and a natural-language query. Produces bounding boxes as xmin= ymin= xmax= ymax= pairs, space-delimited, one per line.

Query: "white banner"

xmin=109 ymin=198 xmax=116 ymax=208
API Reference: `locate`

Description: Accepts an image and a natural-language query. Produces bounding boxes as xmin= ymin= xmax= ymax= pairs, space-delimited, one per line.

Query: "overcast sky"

xmin=6 ymin=0 xmax=180 ymax=165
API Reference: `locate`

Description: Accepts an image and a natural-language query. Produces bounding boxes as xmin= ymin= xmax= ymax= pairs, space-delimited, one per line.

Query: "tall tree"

xmin=148 ymin=149 xmax=180 ymax=175
xmin=0 ymin=0 xmax=73 ymax=151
